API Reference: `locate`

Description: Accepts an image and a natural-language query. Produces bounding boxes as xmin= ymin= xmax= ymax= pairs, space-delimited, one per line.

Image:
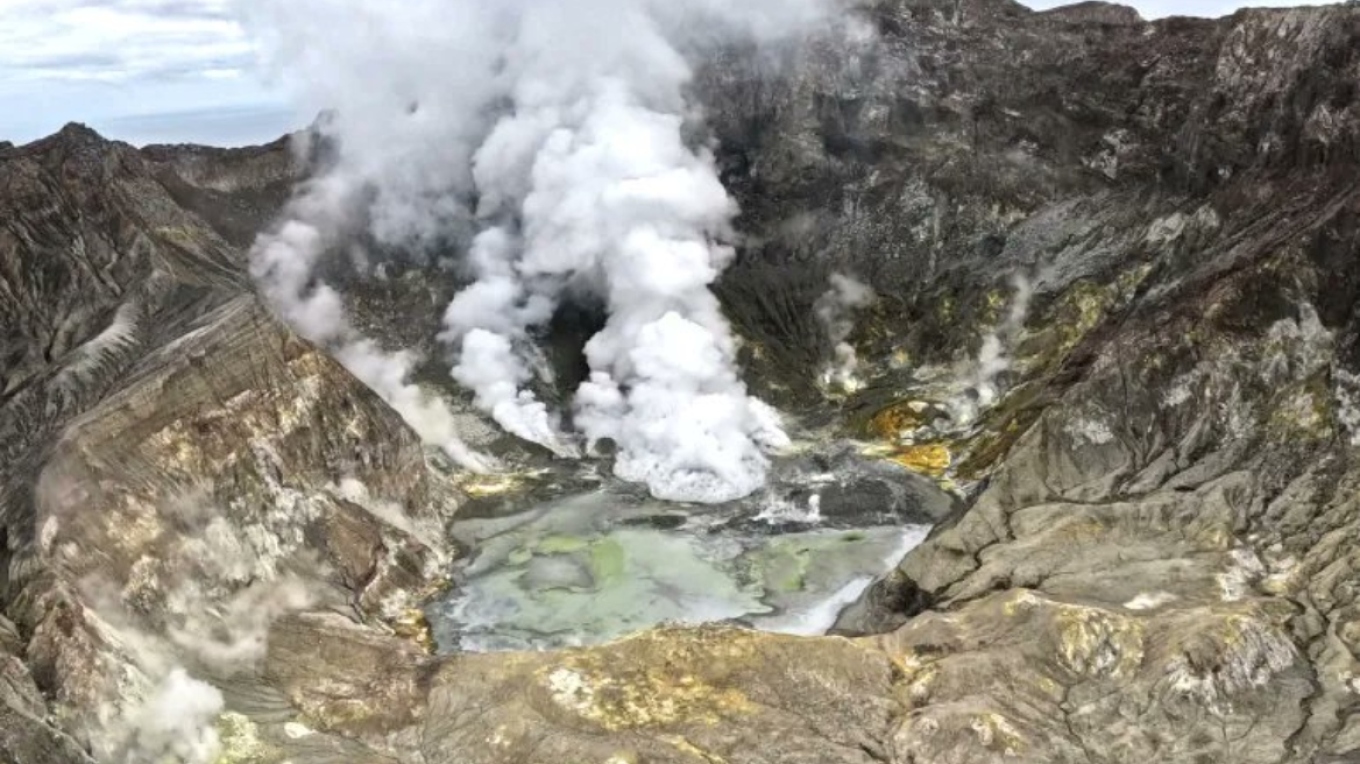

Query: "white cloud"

xmin=0 ymin=0 xmax=288 ymax=145
xmin=1023 ymin=0 xmax=1339 ymax=18
xmin=0 ymin=0 xmax=249 ymax=82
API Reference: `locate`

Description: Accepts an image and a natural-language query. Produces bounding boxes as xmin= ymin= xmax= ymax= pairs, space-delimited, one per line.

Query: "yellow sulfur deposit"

xmin=392 ymin=608 xmax=436 ymax=654
xmin=868 ymin=401 xmax=928 ymax=439
xmin=889 ymin=444 xmax=952 ymax=477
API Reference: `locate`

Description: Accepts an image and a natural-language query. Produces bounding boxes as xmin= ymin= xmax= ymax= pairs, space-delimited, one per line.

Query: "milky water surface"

xmin=427 ymin=487 xmax=929 ymax=652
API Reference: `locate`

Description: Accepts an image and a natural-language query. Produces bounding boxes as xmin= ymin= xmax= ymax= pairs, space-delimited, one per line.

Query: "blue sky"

xmin=0 ymin=0 xmax=1341 ymax=148
xmin=0 ymin=0 xmax=297 ymax=146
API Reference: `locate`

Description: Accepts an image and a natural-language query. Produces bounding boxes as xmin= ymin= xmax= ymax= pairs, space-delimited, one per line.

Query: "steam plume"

xmin=950 ymin=274 xmax=1033 ymax=426
xmin=240 ymin=0 xmax=829 ymax=502
xmin=80 ymin=500 xmax=317 ymax=764
xmin=249 ymin=172 xmax=494 ymax=473
xmin=816 ymin=273 xmax=876 ymax=394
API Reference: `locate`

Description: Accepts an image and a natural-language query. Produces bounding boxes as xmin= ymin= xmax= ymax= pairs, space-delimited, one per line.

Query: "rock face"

xmin=725 ymin=1 xmax=1360 ymax=761
xmin=4 ymin=1 xmax=1360 ymax=763
xmin=0 ymin=125 xmax=461 ymax=759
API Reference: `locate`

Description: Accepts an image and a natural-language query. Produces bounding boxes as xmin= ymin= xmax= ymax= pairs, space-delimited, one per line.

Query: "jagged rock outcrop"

xmin=5 ymin=0 xmax=1360 ymax=762
xmin=140 ymin=137 xmax=301 ymax=249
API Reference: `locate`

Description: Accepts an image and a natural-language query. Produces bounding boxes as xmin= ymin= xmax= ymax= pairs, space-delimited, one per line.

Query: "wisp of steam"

xmin=242 ymin=0 xmax=829 ymax=502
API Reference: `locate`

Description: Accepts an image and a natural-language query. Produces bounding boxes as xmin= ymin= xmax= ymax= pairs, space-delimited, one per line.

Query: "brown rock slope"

xmin=0 ymin=126 xmax=461 ymax=760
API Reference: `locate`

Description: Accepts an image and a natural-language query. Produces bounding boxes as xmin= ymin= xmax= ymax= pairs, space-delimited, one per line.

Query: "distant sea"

xmin=98 ymin=103 xmax=300 ymax=147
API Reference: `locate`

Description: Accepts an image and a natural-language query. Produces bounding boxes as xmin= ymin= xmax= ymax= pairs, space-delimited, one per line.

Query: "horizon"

xmin=0 ymin=0 xmax=1345 ymax=149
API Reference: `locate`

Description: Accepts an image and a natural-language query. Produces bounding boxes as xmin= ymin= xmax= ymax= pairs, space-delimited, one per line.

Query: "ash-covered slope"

xmin=2 ymin=0 xmax=1360 ymax=762
xmin=712 ymin=0 xmax=1360 ymax=400
xmin=0 ymin=125 xmax=465 ymax=761
xmin=714 ymin=1 xmax=1360 ymax=761
xmin=0 ymin=125 xmax=294 ymax=437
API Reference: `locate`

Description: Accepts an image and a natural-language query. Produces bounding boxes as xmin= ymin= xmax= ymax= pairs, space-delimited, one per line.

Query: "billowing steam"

xmin=118 ymin=669 xmax=224 ymax=764
xmin=248 ymin=171 xmax=496 ymax=474
xmin=816 ymin=273 xmax=876 ymax=394
xmin=950 ymin=274 xmax=1033 ymax=426
xmin=83 ymin=513 xmax=315 ymax=764
xmin=241 ymin=0 xmax=830 ymax=502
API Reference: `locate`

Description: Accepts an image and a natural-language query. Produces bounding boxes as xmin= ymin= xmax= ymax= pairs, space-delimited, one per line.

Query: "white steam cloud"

xmin=83 ymin=505 xmax=316 ymax=764
xmin=118 ymin=669 xmax=224 ymax=764
xmin=816 ymin=273 xmax=876 ymax=394
xmin=240 ymin=0 xmax=830 ymax=502
xmin=336 ymin=341 xmax=500 ymax=473
xmin=249 ymin=180 xmax=495 ymax=474
xmin=950 ymin=274 xmax=1033 ymax=426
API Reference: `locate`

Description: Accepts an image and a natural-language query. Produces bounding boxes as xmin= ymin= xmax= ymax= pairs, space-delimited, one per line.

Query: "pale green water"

xmin=428 ymin=488 xmax=928 ymax=652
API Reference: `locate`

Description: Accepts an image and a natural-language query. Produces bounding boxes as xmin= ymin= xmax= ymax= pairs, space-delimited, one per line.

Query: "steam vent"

xmin=4 ymin=0 xmax=1360 ymax=762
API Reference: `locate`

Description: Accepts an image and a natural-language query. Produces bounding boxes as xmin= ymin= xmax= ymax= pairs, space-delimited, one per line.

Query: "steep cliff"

xmin=0 ymin=126 xmax=463 ymax=760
